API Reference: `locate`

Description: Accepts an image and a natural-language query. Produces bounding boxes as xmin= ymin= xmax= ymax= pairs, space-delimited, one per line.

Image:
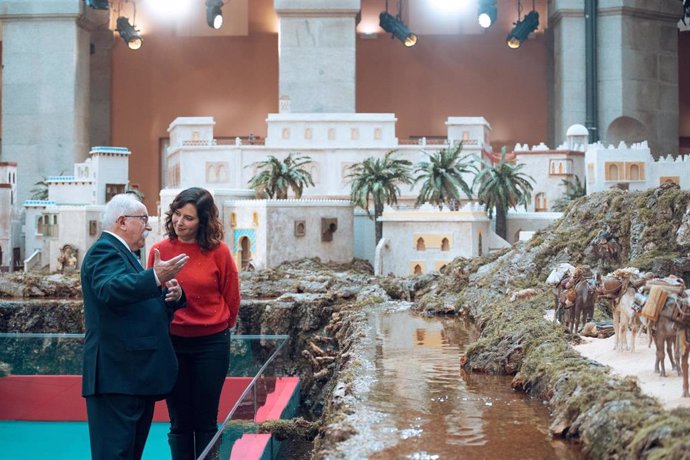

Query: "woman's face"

xmin=172 ymin=203 xmax=200 ymax=243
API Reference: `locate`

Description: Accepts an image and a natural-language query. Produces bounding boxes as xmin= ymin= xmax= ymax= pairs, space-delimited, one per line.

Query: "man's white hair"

xmin=102 ymin=193 xmax=145 ymax=229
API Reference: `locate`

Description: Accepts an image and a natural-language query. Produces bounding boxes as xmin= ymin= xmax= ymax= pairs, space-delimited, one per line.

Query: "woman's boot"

xmin=168 ymin=433 xmax=195 ymax=460
xmin=195 ymin=431 xmax=219 ymax=459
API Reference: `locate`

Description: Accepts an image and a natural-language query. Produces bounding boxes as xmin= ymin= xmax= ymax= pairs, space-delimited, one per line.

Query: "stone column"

xmin=597 ymin=0 xmax=679 ymax=155
xmin=548 ymin=0 xmax=588 ymax=148
xmin=274 ymin=0 xmax=360 ymax=113
xmin=89 ymin=28 xmax=114 ymax=148
xmin=550 ymin=0 xmax=680 ymax=156
xmin=0 ymin=0 xmax=104 ymax=204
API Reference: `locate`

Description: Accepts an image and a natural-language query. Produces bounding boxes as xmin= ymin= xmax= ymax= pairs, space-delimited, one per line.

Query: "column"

xmin=548 ymin=0 xmax=587 ymax=147
xmin=0 ymin=0 xmax=105 ymax=204
xmin=597 ymin=0 xmax=679 ymax=155
xmin=274 ymin=0 xmax=360 ymax=113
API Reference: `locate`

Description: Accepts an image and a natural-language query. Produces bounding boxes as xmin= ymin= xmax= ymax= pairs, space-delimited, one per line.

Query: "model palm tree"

xmin=474 ymin=149 xmax=534 ymax=240
xmin=29 ymin=172 xmax=65 ymax=200
xmin=247 ymin=153 xmax=314 ymax=199
xmin=29 ymin=177 xmax=49 ymax=200
xmin=552 ymin=176 xmax=586 ymax=211
xmin=347 ymin=151 xmax=414 ymax=245
xmin=414 ymin=143 xmax=475 ymax=210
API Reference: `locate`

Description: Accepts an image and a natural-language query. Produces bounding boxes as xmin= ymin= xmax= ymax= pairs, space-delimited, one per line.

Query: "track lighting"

xmin=379 ymin=11 xmax=417 ymax=47
xmin=116 ymin=16 xmax=143 ymax=50
xmin=506 ymin=10 xmax=539 ymax=49
xmin=478 ymin=0 xmax=497 ymax=29
xmin=206 ymin=0 xmax=223 ymax=30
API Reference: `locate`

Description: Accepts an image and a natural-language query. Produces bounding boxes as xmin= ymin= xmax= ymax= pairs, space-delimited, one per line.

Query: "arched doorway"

xmin=606 ymin=116 xmax=648 ymax=147
xmin=239 ymin=236 xmax=252 ymax=271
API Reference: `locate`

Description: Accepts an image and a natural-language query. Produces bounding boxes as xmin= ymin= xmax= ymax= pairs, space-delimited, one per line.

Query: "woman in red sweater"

xmin=148 ymin=187 xmax=240 ymax=460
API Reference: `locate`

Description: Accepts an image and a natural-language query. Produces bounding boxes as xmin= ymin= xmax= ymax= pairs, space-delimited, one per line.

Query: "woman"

xmin=148 ymin=187 xmax=240 ymax=460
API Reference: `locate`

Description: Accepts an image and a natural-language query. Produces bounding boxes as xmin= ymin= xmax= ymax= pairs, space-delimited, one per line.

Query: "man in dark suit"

xmin=81 ymin=193 xmax=190 ymax=460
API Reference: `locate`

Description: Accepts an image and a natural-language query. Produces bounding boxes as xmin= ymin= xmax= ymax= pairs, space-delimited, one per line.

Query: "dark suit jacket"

xmin=81 ymin=232 xmax=185 ymax=398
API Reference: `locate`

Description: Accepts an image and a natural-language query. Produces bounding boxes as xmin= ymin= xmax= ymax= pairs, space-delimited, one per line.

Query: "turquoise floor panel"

xmin=0 ymin=421 xmax=170 ymax=460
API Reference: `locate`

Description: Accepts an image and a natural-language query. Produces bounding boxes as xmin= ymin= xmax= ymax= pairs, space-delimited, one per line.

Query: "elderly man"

xmin=81 ymin=193 xmax=190 ymax=460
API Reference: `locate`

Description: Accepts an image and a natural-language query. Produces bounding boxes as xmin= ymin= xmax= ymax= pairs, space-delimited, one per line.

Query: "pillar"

xmin=274 ymin=0 xmax=360 ymax=113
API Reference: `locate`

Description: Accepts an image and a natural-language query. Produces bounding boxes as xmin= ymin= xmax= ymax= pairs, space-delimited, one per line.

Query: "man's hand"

xmin=153 ymin=249 xmax=189 ymax=284
xmin=164 ymin=279 xmax=183 ymax=303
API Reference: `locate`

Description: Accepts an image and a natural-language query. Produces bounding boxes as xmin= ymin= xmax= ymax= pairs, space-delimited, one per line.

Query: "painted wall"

xmin=111 ymin=16 xmax=549 ymax=209
xmin=379 ymin=209 xmax=490 ymax=277
xmin=43 ymin=206 xmax=102 ymax=272
xmin=111 ymin=33 xmax=280 ymax=208
xmin=264 ymin=201 xmax=353 ymax=268
xmin=515 ymin=151 xmax=585 ymax=211
xmin=506 ymin=212 xmax=562 ymax=245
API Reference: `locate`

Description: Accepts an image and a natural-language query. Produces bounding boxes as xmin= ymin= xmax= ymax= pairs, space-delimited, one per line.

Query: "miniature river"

xmin=334 ymin=308 xmax=583 ymax=459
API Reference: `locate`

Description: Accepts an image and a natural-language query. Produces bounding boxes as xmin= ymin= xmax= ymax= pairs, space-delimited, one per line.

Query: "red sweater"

xmin=148 ymin=238 xmax=240 ymax=337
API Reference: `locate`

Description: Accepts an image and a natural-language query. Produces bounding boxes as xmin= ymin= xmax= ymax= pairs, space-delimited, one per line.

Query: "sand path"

xmin=574 ymin=333 xmax=690 ymax=410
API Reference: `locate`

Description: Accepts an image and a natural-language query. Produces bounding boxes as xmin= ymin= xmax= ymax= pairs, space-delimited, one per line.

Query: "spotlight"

xmin=206 ymin=0 xmax=223 ymax=30
xmin=478 ymin=0 xmax=497 ymax=29
xmin=506 ymin=10 xmax=539 ymax=49
xmin=379 ymin=11 xmax=417 ymax=47
xmin=85 ymin=0 xmax=109 ymax=9
xmin=116 ymin=17 xmax=143 ymax=50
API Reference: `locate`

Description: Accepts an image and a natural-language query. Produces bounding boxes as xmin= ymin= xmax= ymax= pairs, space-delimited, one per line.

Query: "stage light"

xmin=478 ymin=0 xmax=497 ymax=29
xmin=116 ymin=17 xmax=143 ymax=50
xmin=379 ymin=11 xmax=417 ymax=47
xmin=506 ymin=10 xmax=539 ymax=49
xmin=206 ymin=0 xmax=223 ymax=29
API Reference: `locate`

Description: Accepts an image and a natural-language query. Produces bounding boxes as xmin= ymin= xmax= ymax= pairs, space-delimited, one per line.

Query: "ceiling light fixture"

xmin=116 ymin=16 xmax=143 ymax=50
xmin=478 ymin=0 xmax=497 ymax=29
xmin=379 ymin=1 xmax=417 ymax=47
xmin=206 ymin=0 xmax=224 ymax=30
xmin=379 ymin=12 xmax=417 ymax=47
xmin=506 ymin=1 xmax=539 ymax=49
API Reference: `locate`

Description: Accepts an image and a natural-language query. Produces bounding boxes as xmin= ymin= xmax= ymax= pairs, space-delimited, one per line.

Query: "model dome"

xmin=566 ymin=124 xmax=588 ymax=137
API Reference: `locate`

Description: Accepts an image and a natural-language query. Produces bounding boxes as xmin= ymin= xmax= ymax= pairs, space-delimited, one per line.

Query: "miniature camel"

xmin=565 ymin=278 xmax=596 ymax=334
xmin=612 ymin=286 xmax=639 ymax=352
xmin=680 ymin=330 xmax=689 ymax=397
xmin=651 ymin=299 xmax=678 ymax=377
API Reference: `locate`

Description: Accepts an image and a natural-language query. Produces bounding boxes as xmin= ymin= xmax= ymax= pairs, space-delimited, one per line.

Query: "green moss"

xmin=354 ymin=295 xmax=384 ymax=307
xmin=258 ymin=418 xmax=320 ymax=441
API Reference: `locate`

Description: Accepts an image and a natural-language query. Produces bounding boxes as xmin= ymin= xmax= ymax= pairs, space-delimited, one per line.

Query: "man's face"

xmin=119 ymin=205 xmax=151 ymax=251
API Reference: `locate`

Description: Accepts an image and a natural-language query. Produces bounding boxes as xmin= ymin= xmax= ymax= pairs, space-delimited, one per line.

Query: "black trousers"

xmin=167 ymin=329 xmax=230 ymax=436
xmin=85 ymin=393 xmax=156 ymax=460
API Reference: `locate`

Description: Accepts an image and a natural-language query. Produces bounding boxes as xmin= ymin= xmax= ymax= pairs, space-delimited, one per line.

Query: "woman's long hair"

xmin=164 ymin=187 xmax=224 ymax=251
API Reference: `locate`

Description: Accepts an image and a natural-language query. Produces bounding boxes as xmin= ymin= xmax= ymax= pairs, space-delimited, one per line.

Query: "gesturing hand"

xmin=164 ymin=279 xmax=183 ymax=303
xmin=153 ymin=249 xmax=189 ymax=284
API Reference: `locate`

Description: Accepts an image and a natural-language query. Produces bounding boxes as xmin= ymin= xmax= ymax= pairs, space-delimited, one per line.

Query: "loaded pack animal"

xmin=597 ymin=270 xmax=646 ymax=352
xmin=634 ymin=274 xmax=690 ymax=398
xmin=546 ymin=263 xmax=575 ymax=324
xmin=558 ymin=266 xmax=597 ymax=334
xmin=642 ymin=280 xmax=690 ymax=397
xmin=649 ymin=294 xmax=678 ymax=377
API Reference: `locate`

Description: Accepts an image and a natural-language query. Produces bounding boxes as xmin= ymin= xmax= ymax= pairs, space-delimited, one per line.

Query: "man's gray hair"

xmin=102 ymin=193 xmax=145 ymax=229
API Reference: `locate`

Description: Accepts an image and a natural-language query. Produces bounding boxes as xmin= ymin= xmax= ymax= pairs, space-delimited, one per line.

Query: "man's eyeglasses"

xmin=123 ymin=215 xmax=149 ymax=224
